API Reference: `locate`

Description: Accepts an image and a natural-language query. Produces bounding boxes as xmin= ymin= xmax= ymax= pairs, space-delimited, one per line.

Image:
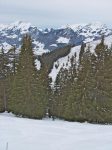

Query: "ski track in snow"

xmin=0 ymin=112 xmax=112 ymax=150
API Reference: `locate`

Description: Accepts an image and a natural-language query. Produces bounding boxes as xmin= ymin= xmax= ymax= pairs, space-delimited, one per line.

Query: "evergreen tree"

xmin=79 ymin=42 xmax=86 ymax=64
xmin=93 ymin=40 xmax=112 ymax=123
xmin=8 ymin=46 xmax=17 ymax=75
xmin=52 ymin=53 xmax=78 ymax=121
xmin=0 ymin=48 xmax=10 ymax=112
xmin=8 ymin=35 xmax=47 ymax=118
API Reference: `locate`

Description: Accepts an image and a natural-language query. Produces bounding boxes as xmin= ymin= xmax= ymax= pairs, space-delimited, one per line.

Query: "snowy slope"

xmin=49 ymin=45 xmax=81 ymax=87
xmin=56 ymin=37 xmax=70 ymax=44
xmin=1 ymin=112 xmax=112 ymax=150
xmin=49 ymin=35 xmax=112 ymax=86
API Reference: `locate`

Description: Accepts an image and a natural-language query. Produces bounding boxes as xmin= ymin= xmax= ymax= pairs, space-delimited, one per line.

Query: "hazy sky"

xmin=0 ymin=0 xmax=112 ymax=28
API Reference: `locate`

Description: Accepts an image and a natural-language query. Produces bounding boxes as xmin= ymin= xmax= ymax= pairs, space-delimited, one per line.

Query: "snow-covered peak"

xmin=0 ymin=21 xmax=32 ymax=32
xmin=61 ymin=22 xmax=111 ymax=35
xmin=10 ymin=21 xmax=31 ymax=29
xmin=0 ymin=21 xmax=112 ymax=54
xmin=0 ymin=24 xmax=7 ymax=30
xmin=61 ymin=23 xmax=86 ymax=31
xmin=85 ymin=22 xmax=106 ymax=28
xmin=62 ymin=22 xmax=106 ymax=30
xmin=79 ymin=22 xmax=108 ymax=33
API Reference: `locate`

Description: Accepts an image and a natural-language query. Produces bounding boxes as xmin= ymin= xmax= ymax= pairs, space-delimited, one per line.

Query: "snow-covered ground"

xmin=56 ymin=37 xmax=70 ymax=44
xmin=49 ymin=45 xmax=81 ymax=87
xmin=0 ymin=112 xmax=112 ymax=150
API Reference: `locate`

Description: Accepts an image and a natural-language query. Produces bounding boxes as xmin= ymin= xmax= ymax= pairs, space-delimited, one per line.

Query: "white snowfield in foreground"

xmin=0 ymin=113 xmax=112 ymax=150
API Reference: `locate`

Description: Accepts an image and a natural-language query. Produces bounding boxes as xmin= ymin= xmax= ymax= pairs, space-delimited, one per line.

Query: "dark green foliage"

xmin=79 ymin=42 xmax=86 ymax=63
xmin=52 ymin=38 xmax=112 ymax=123
xmin=0 ymin=80 xmax=5 ymax=112
xmin=8 ymin=46 xmax=17 ymax=75
xmin=39 ymin=45 xmax=72 ymax=74
xmin=7 ymin=35 xmax=47 ymax=118
xmin=0 ymin=48 xmax=10 ymax=112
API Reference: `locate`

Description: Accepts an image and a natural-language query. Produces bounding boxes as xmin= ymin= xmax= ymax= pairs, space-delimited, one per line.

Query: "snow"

xmin=8 ymin=21 xmax=31 ymax=34
xmin=0 ymin=24 xmax=7 ymax=31
xmin=62 ymin=22 xmax=106 ymax=32
xmin=7 ymin=35 xmax=18 ymax=39
xmin=84 ymin=37 xmax=94 ymax=43
xmin=35 ymin=59 xmax=41 ymax=70
xmin=61 ymin=22 xmax=112 ymax=39
xmin=19 ymin=38 xmax=22 ymax=41
xmin=57 ymin=37 xmax=70 ymax=44
xmin=0 ymin=112 xmax=112 ymax=150
xmin=41 ymin=28 xmax=51 ymax=34
xmin=104 ymin=35 xmax=112 ymax=46
xmin=0 ymin=42 xmax=13 ymax=53
xmin=33 ymin=41 xmax=49 ymax=56
xmin=50 ymin=44 xmax=58 ymax=47
xmin=0 ymin=21 xmax=32 ymax=36
xmin=61 ymin=23 xmax=86 ymax=31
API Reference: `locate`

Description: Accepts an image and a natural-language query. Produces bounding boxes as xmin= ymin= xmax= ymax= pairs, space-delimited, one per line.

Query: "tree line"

xmin=0 ymin=35 xmax=112 ymax=123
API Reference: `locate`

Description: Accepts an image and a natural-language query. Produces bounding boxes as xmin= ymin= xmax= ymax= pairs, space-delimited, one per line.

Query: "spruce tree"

xmin=8 ymin=35 xmax=47 ymax=118
xmin=79 ymin=42 xmax=86 ymax=64
xmin=0 ymin=48 xmax=9 ymax=112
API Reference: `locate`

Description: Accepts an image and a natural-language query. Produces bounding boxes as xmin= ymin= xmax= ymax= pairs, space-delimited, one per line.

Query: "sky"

xmin=0 ymin=0 xmax=112 ymax=28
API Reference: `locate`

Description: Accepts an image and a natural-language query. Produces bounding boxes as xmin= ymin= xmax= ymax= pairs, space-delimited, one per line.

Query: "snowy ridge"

xmin=0 ymin=21 xmax=32 ymax=32
xmin=0 ymin=21 xmax=111 ymax=53
xmin=62 ymin=22 xmax=110 ymax=37
xmin=62 ymin=22 xmax=112 ymax=44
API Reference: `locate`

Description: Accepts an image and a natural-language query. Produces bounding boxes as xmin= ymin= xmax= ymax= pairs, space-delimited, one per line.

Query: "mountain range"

xmin=0 ymin=21 xmax=112 ymax=55
xmin=0 ymin=21 xmax=112 ymax=86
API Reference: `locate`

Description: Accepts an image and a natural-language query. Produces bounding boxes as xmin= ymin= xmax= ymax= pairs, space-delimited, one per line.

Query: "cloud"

xmin=0 ymin=0 xmax=112 ymax=27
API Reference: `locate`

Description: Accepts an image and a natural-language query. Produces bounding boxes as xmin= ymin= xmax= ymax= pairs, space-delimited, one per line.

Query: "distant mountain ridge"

xmin=0 ymin=21 xmax=112 ymax=54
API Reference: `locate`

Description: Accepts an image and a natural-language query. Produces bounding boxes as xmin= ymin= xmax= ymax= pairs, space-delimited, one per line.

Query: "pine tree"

xmin=94 ymin=43 xmax=112 ymax=123
xmin=79 ymin=42 xmax=86 ymax=64
xmin=61 ymin=54 xmax=78 ymax=120
xmin=52 ymin=53 xmax=78 ymax=121
xmin=0 ymin=48 xmax=9 ymax=112
xmin=8 ymin=46 xmax=17 ymax=75
xmin=8 ymin=35 xmax=47 ymax=118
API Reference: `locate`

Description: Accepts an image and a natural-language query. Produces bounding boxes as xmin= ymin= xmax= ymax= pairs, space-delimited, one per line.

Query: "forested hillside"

xmin=0 ymin=35 xmax=112 ymax=123
xmin=51 ymin=36 xmax=112 ymax=123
